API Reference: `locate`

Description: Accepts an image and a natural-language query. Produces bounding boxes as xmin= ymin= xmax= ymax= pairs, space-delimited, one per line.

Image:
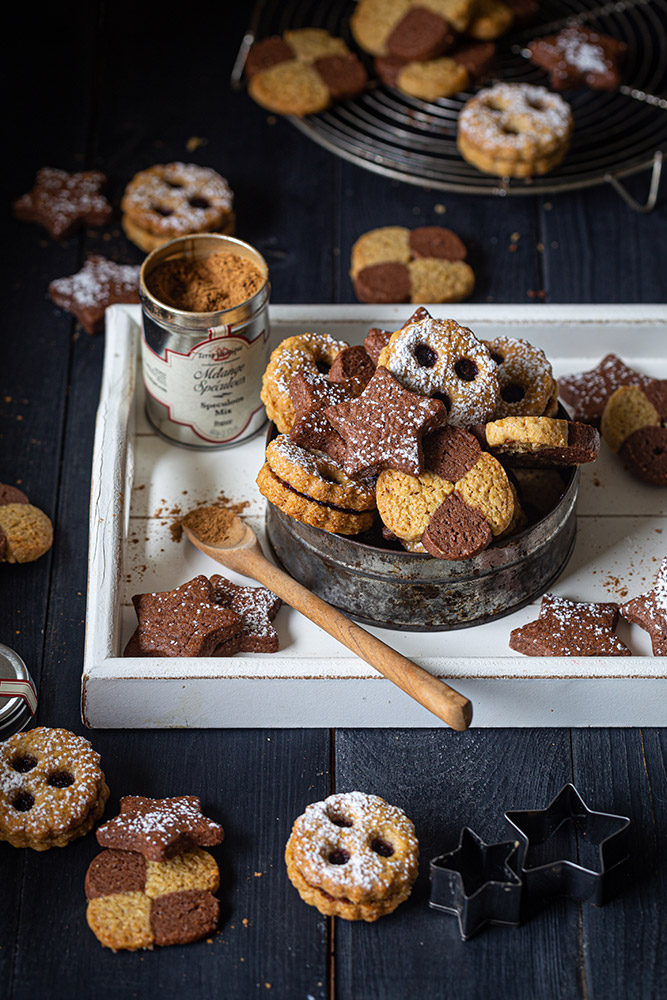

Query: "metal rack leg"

xmin=604 ymin=151 xmax=664 ymax=213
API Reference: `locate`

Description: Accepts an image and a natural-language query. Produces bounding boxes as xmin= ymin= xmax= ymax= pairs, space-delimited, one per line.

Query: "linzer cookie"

xmin=121 ymin=163 xmax=235 ymax=252
xmin=209 ymin=575 xmax=282 ymax=653
xmin=246 ymin=29 xmax=367 ymax=116
xmin=0 ymin=486 xmax=53 ymax=564
xmin=257 ymin=436 xmax=376 ymax=535
xmin=457 ymin=83 xmax=573 ymax=178
xmin=558 ymin=354 xmax=652 ymax=426
xmin=0 ymin=727 xmax=109 ymax=850
xmin=96 ymin=795 xmax=223 ymax=861
xmin=363 ymin=307 xmax=432 ymax=364
xmin=325 ymin=366 xmax=447 ymax=479
xmin=483 ymin=336 xmax=557 ymax=419
xmin=600 ymin=381 xmax=667 ymax=485
xmin=285 ymin=791 xmax=419 ymax=921
xmin=527 ymin=25 xmax=627 ymax=91
xmin=350 ymin=225 xmax=474 ymax=305
xmin=483 ymin=416 xmax=600 ymax=466
xmin=620 ymin=558 xmax=667 ymax=656
xmin=509 ymin=594 xmax=631 ymax=656
xmin=124 ymin=576 xmax=242 ymax=657
xmin=261 ymin=332 xmax=349 ymax=434
xmin=13 ymin=167 xmax=112 ymax=240
xmin=377 ymin=316 xmax=499 ymax=428
xmin=85 ymin=848 xmax=220 ymax=950
xmin=49 ymin=255 xmax=140 ymax=335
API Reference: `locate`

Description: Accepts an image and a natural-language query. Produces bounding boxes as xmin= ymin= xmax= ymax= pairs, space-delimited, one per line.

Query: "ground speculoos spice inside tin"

xmin=146 ymin=252 xmax=264 ymax=312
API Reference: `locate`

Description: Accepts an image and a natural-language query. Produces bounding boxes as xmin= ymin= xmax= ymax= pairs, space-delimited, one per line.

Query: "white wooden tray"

xmin=82 ymin=304 xmax=667 ymax=729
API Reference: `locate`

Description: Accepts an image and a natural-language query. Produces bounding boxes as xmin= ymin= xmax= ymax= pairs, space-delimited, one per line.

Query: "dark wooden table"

xmin=3 ymin=4 xmax=666 ymax=998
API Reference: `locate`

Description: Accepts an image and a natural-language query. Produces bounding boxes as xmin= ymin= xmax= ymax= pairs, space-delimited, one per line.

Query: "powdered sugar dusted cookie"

xmin=49 ymin=255 xmax=140 ymax=335
xmin=13 ymin=168 xmax=112 ymax=240
xmin=509 ymin=593 xmax=631 ymax=656
xmin=527 ymin=25 xmax=626 ymax=91
xmin=620 ymin=557 xmax=667 ymax=655
xmin=96 ymin=795 xmax=223 ymax=862
xmin=558 ymin=353 xmax=652 ymax=426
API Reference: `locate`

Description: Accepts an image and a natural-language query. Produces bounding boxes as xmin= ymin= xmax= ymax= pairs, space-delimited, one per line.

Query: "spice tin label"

xmin=141 ymin=325 xmax=269 ymax=443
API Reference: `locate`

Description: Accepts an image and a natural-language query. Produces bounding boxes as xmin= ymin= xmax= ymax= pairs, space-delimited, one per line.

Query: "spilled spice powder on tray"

xmin=147 ymin=251 xmax=264 ymax=312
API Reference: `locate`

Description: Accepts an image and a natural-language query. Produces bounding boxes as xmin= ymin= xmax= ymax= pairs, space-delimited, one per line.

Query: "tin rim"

xmin=0 ymin=643 xmax=36 ymax=736
xmin=139 ymin=233 xmax=270 ymax=330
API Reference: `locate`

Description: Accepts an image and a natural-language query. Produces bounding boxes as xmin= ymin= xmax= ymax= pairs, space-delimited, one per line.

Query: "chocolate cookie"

xmin=620 ymin=557 xmax=667 ymax=656
xmin=527 ymin=25 xmax=627 ymax=91
xmin=510 ymin=594 xmax=631 ymax=656
xmin=96 ymin=795 xmax=223 ymax=862
xmin=13 ymin=168 xmax=112 ymax=240
xmin=558 ymin=353 xmax=652 ymax=426
xmin=49 ymin=256 xmax=140 ymax=335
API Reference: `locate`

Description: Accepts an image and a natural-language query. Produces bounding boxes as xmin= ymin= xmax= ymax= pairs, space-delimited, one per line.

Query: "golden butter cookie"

xmin=395 ymin=57 xmax=469 ymax=101
xmin=484 ymin=415 xmax=600 ymax=466
xmin=257 ymin=463 xmax=375 ymax=535
xmin=600 ymin=384 xmax=662 ymax=454
xmin=285 ymin=791 xmax=418 ymax=909
xmin=351 ymin=0 xmax=474 ymax=56
xmin=351 ymin=226 xmax=412 ymax=276
xmin=261 ymin=332 xmax=349 ymax=433
xmin=350 ymin=0 xmax=414 ymax=56
xmin=467 ymin=0 xmax=514 ymax=39
xmin=248 ymin=60 xmax=331 ymax=116
xmin=378 ymin=316 xmax=498 ymax=428
xmin=283 ymin=28 xmax=349 ymax=61
xmin=0 ymin=727 xmax=108 ymax=850
xmin=483 ymin=336 xmax=555 ymax=418
xmin=408 ymin=258 xmax=475 ymax=302
xmin=457 ymin=83 xmax=573 ymax=178
xmin=376 ymin=469 xmax=455 ymax=541
xmin=265 ymin=435 xmax=376 ymax=510
xmin=121 ymin=163 xmax=234 ymax=253
xmin=0 ymin=502 xmax=52 ymax=563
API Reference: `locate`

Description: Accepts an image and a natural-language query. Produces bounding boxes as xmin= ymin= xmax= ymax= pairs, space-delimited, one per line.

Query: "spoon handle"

xmin=240 ymin=547 xmax=472 ymax=732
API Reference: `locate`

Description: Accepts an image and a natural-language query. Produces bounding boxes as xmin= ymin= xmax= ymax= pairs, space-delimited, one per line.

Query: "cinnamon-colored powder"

xmin=147 ymin=251 xmax=264 ymax=312
xmin=171 ymin=498 xmax=248 ymax=543
xmin=180 ymin=506 xmax=239 ymax=545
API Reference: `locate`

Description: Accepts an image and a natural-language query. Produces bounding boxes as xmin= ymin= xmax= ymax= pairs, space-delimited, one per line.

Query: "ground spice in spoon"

xmin=170 ymin=497 xmax=248 ymax=543
xmin=180 ymin=506 xmax=239 ymax=545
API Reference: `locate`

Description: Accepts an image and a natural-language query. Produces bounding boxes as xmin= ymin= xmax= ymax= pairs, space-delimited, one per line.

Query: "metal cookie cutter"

xmin=429 ymin=827 xmax=523 ymax=940
xmin=505 ymin=783 xmax=631 ymax=907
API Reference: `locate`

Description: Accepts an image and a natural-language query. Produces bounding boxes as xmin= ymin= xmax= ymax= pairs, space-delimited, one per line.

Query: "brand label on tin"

xmin=141 ymin=325 xmax=269 ymax=443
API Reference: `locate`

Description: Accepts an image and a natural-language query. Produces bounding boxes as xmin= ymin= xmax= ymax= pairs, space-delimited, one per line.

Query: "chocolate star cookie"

xmin=288 ymin=370 xmax=351 ymax=461
xmin=210 ymin=575 xmax=282 ymax=653
xmin=97 ymin=795 xmax=223 ymax=861
xmin=509 ymin=594 xmax=631 ymax=656
xmin=49 ymin=256 xmax=140 ymax=335
xmin=13 ymin=167 xmax=112 ymax=239
xmin=527 ymin=25 xmax=627 ymax=91
xmin=620 ymin=558 xmax=667 ymax=655
xmin=558 ymin=353 xmax=652 ymax=426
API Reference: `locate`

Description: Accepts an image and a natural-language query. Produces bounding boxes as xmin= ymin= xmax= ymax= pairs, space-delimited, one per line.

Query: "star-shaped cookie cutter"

xmin=505 ymin=783 xmax=630 ymax=907
xmin=429 ymin=827 xmax=523 ymax=940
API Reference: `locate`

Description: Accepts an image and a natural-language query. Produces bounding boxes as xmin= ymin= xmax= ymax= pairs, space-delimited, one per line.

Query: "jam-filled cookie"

xmin=377 ymin=316 xmax=499 ymax=427
xmin=483 ymin=336 xmax=556 ymax=418
xmin=285 ymin=791 xmax=419 ymax=921
xmin=261 ymin=332 xmax=349 ymax=434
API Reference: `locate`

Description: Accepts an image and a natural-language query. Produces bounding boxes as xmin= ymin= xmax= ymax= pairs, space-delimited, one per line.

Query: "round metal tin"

xmin=139 ymin=234 xmax=271 ymax=449
xmin=0 ymin=644 xmax=37 ymax=739
xmin=265 ymin=468 xmax=579 ymax=631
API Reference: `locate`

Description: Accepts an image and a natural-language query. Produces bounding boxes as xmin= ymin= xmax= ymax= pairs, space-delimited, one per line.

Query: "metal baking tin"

xmin=265 ymin=463 xmax=579 ymax=632
xmin=139 ymin=234 xmax=270 ymax=449
xmin=0 ymin=644 xmax=37 ymax=739
xmin=505 ymin=783 xmax=631 ymax=907
xmin=429 ymin=828 xmax=523 ymax=940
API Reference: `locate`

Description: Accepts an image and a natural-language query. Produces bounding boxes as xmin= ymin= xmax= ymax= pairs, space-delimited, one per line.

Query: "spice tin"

xmin=0 ymin=644 xmax=38 ymax=739
xmin=139 ymin=234 xmax=271 ymax=448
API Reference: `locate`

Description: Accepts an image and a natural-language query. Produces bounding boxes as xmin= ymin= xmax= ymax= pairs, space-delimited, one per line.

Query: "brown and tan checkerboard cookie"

xmin=350 ymin=225 xmax=474 ymax=305
xmin=285 ymin=791 xmax=419 ymax=921
xmin=600 ymin=380 xmax=667 ymax=485
xmin=85 ymin=847 xmax=220 ymax=950
xmin=0 ymin=727 xmax=108 ymax=850
xmin=246 ymin=28 xmax=367 ymax=116
xmin=351 ymin=0 xmax=476 ymax=55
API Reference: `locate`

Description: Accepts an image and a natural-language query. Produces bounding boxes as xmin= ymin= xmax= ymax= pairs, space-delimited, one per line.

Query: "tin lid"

xmin=0 ymin=643 xmax=37 ymax=739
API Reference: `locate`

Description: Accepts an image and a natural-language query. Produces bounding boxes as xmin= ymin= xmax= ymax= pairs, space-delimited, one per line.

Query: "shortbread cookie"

xmin=96 ymin=795 xmax=224 ymax=861
xmin=484 ymin=416 xmax=600 ymax=466
xmin=85 ymin=847 xmax=220 ymax=951
xmin=351 ymin=225 xmax=474 ymax=304
xmin=620 ymin=557 xmax=667 ymax=655
xmin=257 ymin=436 xmax=376 ymax=535
xmin=558 ymin=353 xmax=652 ymax=426
xmin=483 ymin=336 xmax=556 ymax=418
xmin=600 ymin=381 xmax=667 ymax=485
xmin=527 ymin=25 xmax=627 ymax=91
xmin=261 ymin=332 xmax=348 ymax=433
xmin=49 ymin=255 xmax=140 ymax=335
xmin=0 ymin=727 xmax=108 ymax=850
xmin=509 ymin=594 xmax=631 ymax=656
xmin=121 ymin=163 xmax=234 ymax=253
xmin=458 ymin=83 xmax=573 ymax=178
xmin=13 ymin=168 xmax=112 ymax=240
xmin=0 ymin=502 xmax=53 ymax=563
xmin=377 ymin=316 xmax=499 ymax=427
xmin=391 ymin=57 xmax=470 ymax=101
xmin=325 ymin=366 xmax=447 ymax=478
xmin=285 ymin=791 xmax=418 ymax=920
xmin=467 ymin=0 xmax=514 ymax=39
xmin=246 ymin=29 xmax=367 ymax=116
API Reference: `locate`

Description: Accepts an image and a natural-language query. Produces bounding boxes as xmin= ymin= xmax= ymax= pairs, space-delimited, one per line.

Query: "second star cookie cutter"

xmin=505 ymin=783 xmax=631 ymax=907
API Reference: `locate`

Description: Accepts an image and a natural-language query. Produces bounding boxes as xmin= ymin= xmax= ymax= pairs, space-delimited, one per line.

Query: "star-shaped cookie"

xmin=325 ymin=365 xmax=447 ymax=478
xmin=558 ymin=353 xmax=652 ymax=426
xmin=509 ymin=593 xmax=631 ymax=656
xmin=125 ymin=575 xmax=242 ymax=657
xmin=96 ymin=795 xmax=224 ymax=861
xmin=288 ymin=370 xmax=350 ymax=460
xmin=620 ymin=557 xmax=667 ymax=655
xmin=527 ymin=26 xmax=627 ymax=91
xmin=13 ymin=167 xmax=113 ymax=239
xmin=49 ymin=255 xmax=140 ymax=335
xmin=210 ymin=575 xmax=282 ymax=653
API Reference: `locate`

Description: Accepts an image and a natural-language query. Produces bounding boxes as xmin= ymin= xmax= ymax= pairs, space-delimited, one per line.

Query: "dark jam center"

xmin=501 ymin=383 xmax=525 ymax=403
xmin=329 ymin=815 xmax=353 ymax=828
xmin=371 ymin=838 xmax=395 ymax=857
xmin=328 ymin=850 xmax=350 ymax=865
xmin=490 ymin=352 xmax=504 ymax=366
xmin=48 ymin=771 xmax=74 ymax=789
xmin=316 ymin=360 xmax=331 ymax=375
xmin=11 ymin=755 xmax=37 ymax=773
xmin=152 ymin=204 xmax=173 ymax=217
xmin=414 ymin=344 xmax=438 ymax=368
xmin=454 ymin=358 xmax=478 ymax=381
xmin=13 ymin=793 xmax=35 ymax=812
xmin=189 ymin=197 xmax=210 ymax=210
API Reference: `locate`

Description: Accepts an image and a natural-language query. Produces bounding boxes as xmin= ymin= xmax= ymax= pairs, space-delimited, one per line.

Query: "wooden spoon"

xmin=182 ymin=510 xmax=472 ymax=732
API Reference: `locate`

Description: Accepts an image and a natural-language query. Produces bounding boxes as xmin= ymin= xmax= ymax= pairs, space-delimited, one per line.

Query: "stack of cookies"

xmin=0 ymin=727 xmax=109 ymax=850
xmin=285 ymin=791 xmax=419 ymax=921
xmin=86 ymin=795 xmax=224 ymax=950
xmin=257 ymin=309 xmax=600 ymax=560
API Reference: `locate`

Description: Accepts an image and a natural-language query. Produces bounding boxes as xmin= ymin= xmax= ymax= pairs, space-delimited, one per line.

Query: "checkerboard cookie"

xmin=0 ymin=483 xmax=52 ymax=563
xmin=600 ymin=380 xmax=667 ymax=485
xmin=351 ymin=0 xmax=476 ymax=55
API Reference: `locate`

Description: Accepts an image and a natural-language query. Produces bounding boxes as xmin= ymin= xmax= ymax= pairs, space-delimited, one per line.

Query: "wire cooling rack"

xmin=238 ymin=0 xmax=667 ymax=207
